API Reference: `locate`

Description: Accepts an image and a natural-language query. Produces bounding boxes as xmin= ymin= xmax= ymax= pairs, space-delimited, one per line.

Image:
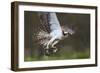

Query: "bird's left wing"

xmin=36 ymin=12 xmax=51 ymax=45
xmin=38 ymin=12 xmax=51 ymax=33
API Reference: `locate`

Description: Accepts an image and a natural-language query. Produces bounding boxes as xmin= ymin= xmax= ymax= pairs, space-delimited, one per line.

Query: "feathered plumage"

xmin=36 ymin=12 xmax=75 ymax=55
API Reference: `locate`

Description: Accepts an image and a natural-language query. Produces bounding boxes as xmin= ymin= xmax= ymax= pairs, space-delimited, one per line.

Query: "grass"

xmin=24 ymin=48 xmax=90 ymax=61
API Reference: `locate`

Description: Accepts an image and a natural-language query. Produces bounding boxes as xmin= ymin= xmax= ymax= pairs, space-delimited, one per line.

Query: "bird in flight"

xmin=37 ymin=12 xmax=75 ymax=56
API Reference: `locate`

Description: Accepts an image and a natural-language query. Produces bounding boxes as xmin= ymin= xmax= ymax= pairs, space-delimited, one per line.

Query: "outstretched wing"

xmin=36 ymin=12 xmax=51 ymax=45
xmin=36 ymin=12 xmax=63 ymax=45
xmin=38 ymin=12 xmax=51 ymax=33
xmin=36 ymin=30 xmax=51 ymax=45
xmin=48 ymin=12 xmax=62 ymax=31
xmin=38 ymin=12 xmax=62 ymax=33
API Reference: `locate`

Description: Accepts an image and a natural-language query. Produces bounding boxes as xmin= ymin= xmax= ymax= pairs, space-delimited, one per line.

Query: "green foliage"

xmin=25 ymin=48 xmax=90 ymax=61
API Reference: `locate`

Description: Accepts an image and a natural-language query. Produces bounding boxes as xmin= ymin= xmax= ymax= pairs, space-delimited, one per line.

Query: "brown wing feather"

xmin=38 ymin=12 xmax=51 ymax=33
xmin=36 ymin=12 xmax=53 ymax=45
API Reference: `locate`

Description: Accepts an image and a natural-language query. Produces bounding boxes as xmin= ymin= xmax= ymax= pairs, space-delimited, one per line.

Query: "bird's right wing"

xmin=38 ymin=12 xmax=62 ymax=33
xmin=36 ymin=12 xmax=62 ymax=45
xmin=48 ymin=12 xmax=62 ymax=31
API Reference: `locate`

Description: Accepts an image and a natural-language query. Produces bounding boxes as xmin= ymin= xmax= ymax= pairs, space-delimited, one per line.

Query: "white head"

xmin=61 ymin=26 xmax=75 ymax=37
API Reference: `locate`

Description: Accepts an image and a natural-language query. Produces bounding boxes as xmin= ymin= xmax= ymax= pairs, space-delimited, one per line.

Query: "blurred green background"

xmin=24 ymin=11 xmax=90 ymax=61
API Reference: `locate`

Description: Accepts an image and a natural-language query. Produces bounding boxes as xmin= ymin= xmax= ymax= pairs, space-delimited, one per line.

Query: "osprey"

xmin=37 ymin=12 xmax=74 ymax=55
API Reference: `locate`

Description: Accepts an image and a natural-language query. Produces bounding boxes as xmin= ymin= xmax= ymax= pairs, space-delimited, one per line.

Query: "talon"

xmin=43 ymin=42 xmax=50 ymax=49
xmin=53 ymin=48 xmax=58 ymax=53
xmin=43 ymin=43 xmax=47 ymax=48
xmin=51 ymin=46 xmax=58 ymax=53
xmin=45 ymin=49 xmax=50 ymax=56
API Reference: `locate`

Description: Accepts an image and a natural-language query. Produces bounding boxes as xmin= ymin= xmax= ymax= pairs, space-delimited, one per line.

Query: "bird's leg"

xmin=46 ymin=37 xmax=56 ymax=49
xmin=51 ymin=40 xmax=59 ymax=53
xmin=52 ymin=40 xmax=59 ymax=48
xmin=43 ymin=37 xmax=56 ymax=56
